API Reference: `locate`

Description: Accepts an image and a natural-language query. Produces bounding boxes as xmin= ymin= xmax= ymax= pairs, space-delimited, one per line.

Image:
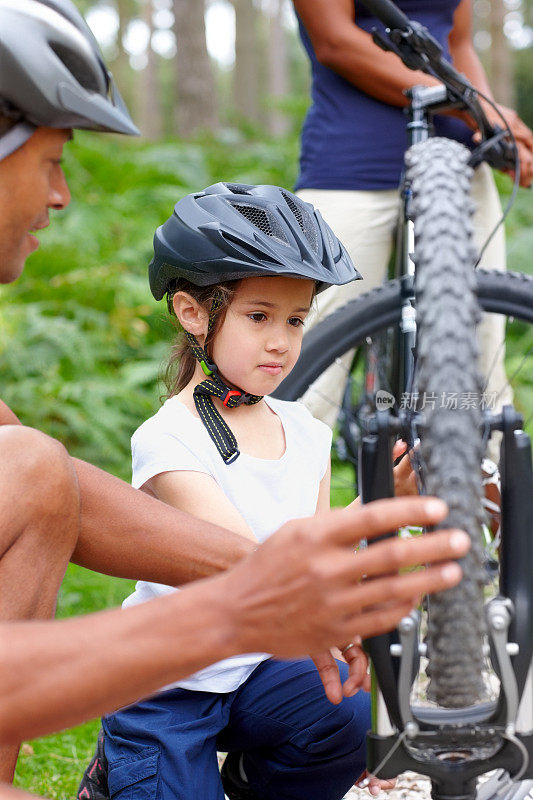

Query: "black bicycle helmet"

xmin=149 ymin=182 xmax=362 ymax=300
xmin=0 ymin=0 xmax=139 ymax=160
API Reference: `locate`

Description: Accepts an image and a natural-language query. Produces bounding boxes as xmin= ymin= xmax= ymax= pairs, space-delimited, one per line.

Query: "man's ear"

xmin=172 ymin=292 xmax=208 ymax=339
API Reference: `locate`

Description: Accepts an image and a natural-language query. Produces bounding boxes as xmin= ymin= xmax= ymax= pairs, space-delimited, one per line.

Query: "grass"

xmin=15 ymin=721 xmax=102 ymax=798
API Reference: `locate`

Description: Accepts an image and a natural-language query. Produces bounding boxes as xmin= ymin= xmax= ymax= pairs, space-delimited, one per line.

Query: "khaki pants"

xmin=297 ymin=163 xmax=510 ymax=462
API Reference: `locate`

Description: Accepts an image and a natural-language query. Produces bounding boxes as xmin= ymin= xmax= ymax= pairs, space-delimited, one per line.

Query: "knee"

xmin=292 ymin=690 xmax=371 ymax=760
xmin=0 ymin=425 xmax=80 ymax=547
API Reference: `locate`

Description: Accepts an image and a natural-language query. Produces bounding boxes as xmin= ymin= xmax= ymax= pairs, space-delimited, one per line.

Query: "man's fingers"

xmin=346 ymin=560 xmax=463 ymax=610
xmin=328 ymin=496 xmax=449 ymax=546
xmin=303 ymin=528 xmax=466 ymax=588
xmin=339 ymin=559 xmax=464 ymax=640
xmin=354 ymin=529 xmax=469 ymax=578
xmin=350 ymin=601 xmax=417 ymax=641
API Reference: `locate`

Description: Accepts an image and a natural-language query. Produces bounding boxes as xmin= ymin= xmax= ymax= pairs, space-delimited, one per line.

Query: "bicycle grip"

xmin=358 ymin=0 xmax=411 ymax=31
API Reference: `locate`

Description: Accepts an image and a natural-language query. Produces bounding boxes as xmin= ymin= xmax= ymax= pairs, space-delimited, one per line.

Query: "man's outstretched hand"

xmin=222 ymin=496 xmax=469 ymax=666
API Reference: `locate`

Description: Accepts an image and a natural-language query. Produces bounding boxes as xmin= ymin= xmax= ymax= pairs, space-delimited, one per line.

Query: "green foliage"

xmin=514 ymin=46 xmax=533 ymax=130
xmin=494 ymin=171 xmax=533 ymax=277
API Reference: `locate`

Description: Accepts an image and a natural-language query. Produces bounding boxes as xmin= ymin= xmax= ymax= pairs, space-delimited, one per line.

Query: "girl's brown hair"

xmin=164 ymin=278 xmax=240 ymax=397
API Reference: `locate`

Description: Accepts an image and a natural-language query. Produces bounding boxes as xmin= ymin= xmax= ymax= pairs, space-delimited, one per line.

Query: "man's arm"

xmin=71 ymin=458 xmax=254 ymax=584
xmin=0 ymin=496 xmax=470 ymax=745
xmin=0 ymin=401 xmax=253 ymax=584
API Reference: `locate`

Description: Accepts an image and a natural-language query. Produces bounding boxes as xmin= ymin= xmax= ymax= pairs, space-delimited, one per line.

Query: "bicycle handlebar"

xmin=358 ymin=0 xmax=517 ymax=173
xmin=357 ymin=0 xmax=410 ymax=32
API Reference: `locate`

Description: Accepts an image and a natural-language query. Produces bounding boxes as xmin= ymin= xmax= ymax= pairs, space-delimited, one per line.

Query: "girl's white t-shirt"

xmin=124 ymin=394 xmax=332 ymax=693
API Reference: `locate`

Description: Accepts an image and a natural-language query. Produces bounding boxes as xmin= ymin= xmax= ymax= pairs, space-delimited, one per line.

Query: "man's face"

xmin=0 ymin=127 xmax=72 ymax=284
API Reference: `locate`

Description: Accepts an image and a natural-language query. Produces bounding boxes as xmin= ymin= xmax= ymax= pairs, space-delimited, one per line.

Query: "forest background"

xmin=1 ymin=0 xmax=532 ymax=795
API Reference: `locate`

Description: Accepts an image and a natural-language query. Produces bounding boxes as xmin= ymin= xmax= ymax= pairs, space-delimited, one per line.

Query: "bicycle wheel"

xmin=274 ymin=268 xmax=533 ymax=707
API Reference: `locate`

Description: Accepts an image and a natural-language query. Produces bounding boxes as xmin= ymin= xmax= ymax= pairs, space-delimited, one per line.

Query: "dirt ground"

xmin=343 ymin=771 xmax=533 ymax=800
xmin=344 ymin=771 xmax=431 ymax=800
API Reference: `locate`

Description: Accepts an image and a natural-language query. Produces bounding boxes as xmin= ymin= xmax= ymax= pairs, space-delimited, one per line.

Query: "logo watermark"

xmin=376 ymin=390 xmax=395 ymax=410
xmin=368 ymin=391 xmax=499 ymax=411
xmin=398 ymin=391 xmax=498 ymax=411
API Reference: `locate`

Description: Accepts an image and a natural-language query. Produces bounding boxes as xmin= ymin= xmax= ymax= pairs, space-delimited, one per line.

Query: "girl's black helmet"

xmin=149 ymin=183 xmax=361 ymax=300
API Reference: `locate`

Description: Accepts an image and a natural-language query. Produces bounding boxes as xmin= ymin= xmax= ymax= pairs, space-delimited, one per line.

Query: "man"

xmin=0 ymin=0 xmax=470 ymax=795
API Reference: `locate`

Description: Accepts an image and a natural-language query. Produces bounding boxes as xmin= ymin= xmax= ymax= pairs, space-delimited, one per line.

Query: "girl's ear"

xmin=172 ymin=292 xmax=209 ymax=338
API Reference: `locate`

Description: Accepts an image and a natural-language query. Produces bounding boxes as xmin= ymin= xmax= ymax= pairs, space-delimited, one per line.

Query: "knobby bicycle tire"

xmin=274 ymin=264 xmax=533 ymax=708
xmin=407 ymin=138 xmax=484 ymax=706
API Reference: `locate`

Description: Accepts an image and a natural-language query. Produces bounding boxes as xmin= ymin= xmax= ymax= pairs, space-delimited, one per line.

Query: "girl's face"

xmin=211 ymin=276 xmax=315 ymax=396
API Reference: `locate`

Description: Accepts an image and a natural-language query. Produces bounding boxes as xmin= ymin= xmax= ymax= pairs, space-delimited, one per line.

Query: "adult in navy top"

xmin=296 ymin=0 xmax=474 ymax=191
xmin=292 ymin=0 xmax=532 ymax=463
xmin=294 ymin=0 xmax=532 ymax=192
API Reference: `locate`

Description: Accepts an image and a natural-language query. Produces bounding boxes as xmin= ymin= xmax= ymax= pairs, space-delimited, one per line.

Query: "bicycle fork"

xmin=358 ymin=406 xmax=533 ymax=800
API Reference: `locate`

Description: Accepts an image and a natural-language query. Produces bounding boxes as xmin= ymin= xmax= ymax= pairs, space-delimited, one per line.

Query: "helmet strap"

xmin=0 ymin=121 xmax=36 ymax=161
xmin=184 ymin=292 xmax=263 ymax=464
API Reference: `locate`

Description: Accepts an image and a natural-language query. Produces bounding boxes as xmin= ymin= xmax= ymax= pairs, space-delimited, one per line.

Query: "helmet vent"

xmin=282 ymin=192 xmax=320 ymax=256
xmin=232 ymin=203 xmax=291 ymax=246
xmin=282 ymin=191 xmax=304 ymax=230
xmin=225 ymin=183 xmax=252 ymax=195
xmin=233 ymin=204 xmax=275 ymax=236
xmin=50 ymin=42 xmax=100 ymax=92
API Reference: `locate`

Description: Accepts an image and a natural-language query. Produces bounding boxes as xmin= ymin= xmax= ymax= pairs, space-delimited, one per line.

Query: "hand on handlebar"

xmin=474 ymin=102 xmax=533 ymax=187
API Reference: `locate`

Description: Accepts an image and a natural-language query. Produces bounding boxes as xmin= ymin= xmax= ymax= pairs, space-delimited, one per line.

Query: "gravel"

xmin=343 ymin=771 xmax=533 ymax=800
xmin=344 ymin=771 xmax=431 ymax=800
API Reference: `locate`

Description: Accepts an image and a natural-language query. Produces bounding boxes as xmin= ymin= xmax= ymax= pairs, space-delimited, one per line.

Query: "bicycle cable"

xmin=469 ymin=90 xmax=521 ymax=269
xmin=503 ymin=729 xmax=531 ymax=783
xmin=364 ymin=729 xmax=409 ymax=783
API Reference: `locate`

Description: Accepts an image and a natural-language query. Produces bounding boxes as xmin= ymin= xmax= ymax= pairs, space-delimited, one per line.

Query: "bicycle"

xmin=273 ymin=2 xmax=533 ymax=798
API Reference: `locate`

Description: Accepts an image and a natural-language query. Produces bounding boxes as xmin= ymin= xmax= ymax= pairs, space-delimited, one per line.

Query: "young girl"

xmin=96 ymin=184 xmax=411 ymax=800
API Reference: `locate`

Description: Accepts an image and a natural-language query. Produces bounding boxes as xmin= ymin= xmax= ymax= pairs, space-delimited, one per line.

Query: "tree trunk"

xmin=172 ymin=0 xmax=219 ymax=138
xmin=139 ymin=0 xmax=162 ymax=139
xmin=111 ymin=0 xmax=135 ymax=116
xmin=267 ymin=0 xmax=289 ymax=135
xmin=487 ymin=0 xmax=515 ymax=107
xmin=231 ymin=0 xmax=261 ymax=123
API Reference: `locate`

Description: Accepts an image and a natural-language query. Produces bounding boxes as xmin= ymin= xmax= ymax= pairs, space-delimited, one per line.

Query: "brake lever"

xmin=372 ymin=22 xmax=440 ymax=74
xmin=372 ymin=29 xmax=402 ymax=57
xmin=469 ymin=126 xmax=517 ymax=172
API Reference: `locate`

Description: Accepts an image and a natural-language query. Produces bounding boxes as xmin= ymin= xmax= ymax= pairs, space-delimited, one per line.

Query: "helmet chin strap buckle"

xmin=200 ymin=358 xmax=217 ymax=377
xmin=222 ymin=389 xmax=246 ymax=407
